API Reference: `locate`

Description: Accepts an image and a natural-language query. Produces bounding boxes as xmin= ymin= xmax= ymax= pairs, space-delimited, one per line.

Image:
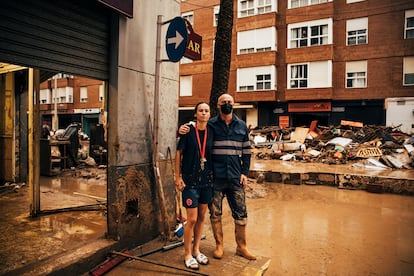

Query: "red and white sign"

xmin=183 ymin=19 xmax=202 ymax=61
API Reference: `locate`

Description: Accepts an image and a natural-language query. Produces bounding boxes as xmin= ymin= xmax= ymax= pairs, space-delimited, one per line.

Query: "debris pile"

xmin=251 ymin=120 xmax=414 ymax=170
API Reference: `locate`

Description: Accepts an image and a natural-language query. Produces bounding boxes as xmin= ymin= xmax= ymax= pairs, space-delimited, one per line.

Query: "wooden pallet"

xmin=356 ymin=147 xmax=382 ymax=158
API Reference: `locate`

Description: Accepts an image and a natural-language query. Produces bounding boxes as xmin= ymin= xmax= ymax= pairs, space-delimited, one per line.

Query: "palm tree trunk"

xmin=209 ymin=0 xmax=233 ymax=117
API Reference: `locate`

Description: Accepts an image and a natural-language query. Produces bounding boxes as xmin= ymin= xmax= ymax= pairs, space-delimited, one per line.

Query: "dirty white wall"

xmin=385 ymin=97 xmax=414 ymax=134
xmin=106 ymin=0 xmax=180 ymax=242
xmin=111 ymin=0 xmax=180 ymax=166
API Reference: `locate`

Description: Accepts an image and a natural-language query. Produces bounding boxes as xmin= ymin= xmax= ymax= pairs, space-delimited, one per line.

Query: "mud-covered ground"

xmin=1 ymin=164 xmax=413 ymax=275
xmin=105 ymin=181 xmax=414 ymax=275
xmin=244 ymin=183 xmax=414 ymax=275
xmin=0 ymin=168 xmax=108 ymax=275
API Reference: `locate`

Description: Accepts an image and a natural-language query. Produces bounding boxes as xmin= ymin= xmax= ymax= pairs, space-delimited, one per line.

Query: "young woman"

xmin=175 ymin=102 xmax=214 ymax=270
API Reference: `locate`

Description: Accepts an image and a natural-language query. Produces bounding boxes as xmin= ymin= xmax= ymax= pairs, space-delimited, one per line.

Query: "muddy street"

xmin=101 ymin=181 xmax=414 ymax=275
xmin=245 ymin=183 xmax=414 ymax=275
xmin=1 ymin=162 xmax=414 ymax=275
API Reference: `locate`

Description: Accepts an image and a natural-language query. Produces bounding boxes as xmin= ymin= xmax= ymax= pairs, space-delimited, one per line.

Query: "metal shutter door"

xmin=0 ymin=0 xmax=110 ymax=80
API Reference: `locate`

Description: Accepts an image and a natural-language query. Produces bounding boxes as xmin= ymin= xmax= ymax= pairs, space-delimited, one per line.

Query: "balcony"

xmin=235 ymin=90 xmax=278 ymax=102
xmin=39 ymin=103 xmax=74 ymax=112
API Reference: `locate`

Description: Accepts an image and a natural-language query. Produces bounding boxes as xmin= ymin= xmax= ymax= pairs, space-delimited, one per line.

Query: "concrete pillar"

xmin=106 ymin=1 xmax=180 ymax=245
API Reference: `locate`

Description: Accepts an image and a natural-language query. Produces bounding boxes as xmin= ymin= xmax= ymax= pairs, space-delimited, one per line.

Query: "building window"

xmin=57 ymin=87 xmax=66 ymax=103
xmin=347 ymin=72 xmax=366 ymax=88
xmin=256 ymin=74 xmax=271 ymax=90
xmin=66 ymin=87 xmax=73 ymax=103
xmin=289 ymin=64 xmax=308 ymax=88
xmin=214 ymin=5 xmax=220 ymax=27
xmin=240 ymin=0 xmax=255 ymax=17
xmin=40 ymin=89 xmax=50 ymax=104
xmin=403 ymin=57 xmax=414 ymax=85
xmin=291 ymin=27 xmax=308 ymax=47
xmin=347 ymin=17 xmax=368 ymax=46
xmin=238 ymin=0 xmax=276 ymax=18
xmin=405 ymin=10 xmax=414 ymax=39
xmin=180 ymin=76 xmax=192 ymax=96
xmin=238 ymin=27 xmax=276 ymax=54
xmin=346 ymin=61 xmax=367 ymax=88
xmin=240 ymin=48 xmax=255 ymax=54
xmin=291 ymin=0 xmax=306 ymax=8
xmin=289 ymin=0 xmax=330 ymax=9
xmin=288 ymin=19 xmax=332 ymax=48
xmin=182 ymin=11 xmax=194 ymax=25
xmin=256 ymin=47 xmax=272 ymax=52
xmin=310 ymin=25 xmax=328 ymax=45
xmin=237 ymin=65 xmax=275 ymax=91
xmin=99 ymin=84 xmax=104 ymax=102
xmin=288 ymin=60 xmax=332 ymax=89
xmin=51 ymin=86 xmax=73 ymax=103
xmin=257 ymin=0 xmax=272 ymax=14
xmin=80 ymin=87 xmax=88 ymax=102
xmin=239 ymin=85 xmax=254 ymax=91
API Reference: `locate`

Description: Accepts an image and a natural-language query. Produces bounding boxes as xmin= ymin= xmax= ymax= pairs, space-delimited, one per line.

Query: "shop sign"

xmin=279 ymin=116 xmax=289 ymax=128
xmin=183 ymin=19 xmax=202 ymax=61
xmin=288 ymin=102 xmax=331 ymax=112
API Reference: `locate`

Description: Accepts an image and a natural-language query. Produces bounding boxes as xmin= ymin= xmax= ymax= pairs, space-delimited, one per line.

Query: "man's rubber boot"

xmin=235 ymin=224 xmax=257 ymax=260
xmin=211 ymin=220 xmax=224 ymax=259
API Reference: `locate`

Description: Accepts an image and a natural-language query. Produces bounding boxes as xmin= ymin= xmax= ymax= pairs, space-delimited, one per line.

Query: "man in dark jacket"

xmin=179 ymin=93 xmax=256 ymax=260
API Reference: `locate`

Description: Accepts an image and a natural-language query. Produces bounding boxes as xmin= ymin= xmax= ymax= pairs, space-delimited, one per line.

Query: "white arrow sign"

xmin=167 ymin=30 xmax=184 ymax=49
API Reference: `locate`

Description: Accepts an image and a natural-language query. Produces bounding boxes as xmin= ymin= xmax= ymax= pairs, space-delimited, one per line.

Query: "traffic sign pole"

xmin=154 ymin=14 xmax=171 ymax=239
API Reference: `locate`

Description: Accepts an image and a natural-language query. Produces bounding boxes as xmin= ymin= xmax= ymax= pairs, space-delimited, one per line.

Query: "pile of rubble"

xmin=251 ymin=120 xmax=414 ymax=169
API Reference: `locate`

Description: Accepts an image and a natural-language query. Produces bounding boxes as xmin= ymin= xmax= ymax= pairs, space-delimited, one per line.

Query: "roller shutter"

xmin=0 ymin=0 xmax=110 ymax=80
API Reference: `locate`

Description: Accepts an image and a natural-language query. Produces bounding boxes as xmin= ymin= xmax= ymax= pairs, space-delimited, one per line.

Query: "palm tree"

xmin=209 ymin=0 xmax=233 ymax=117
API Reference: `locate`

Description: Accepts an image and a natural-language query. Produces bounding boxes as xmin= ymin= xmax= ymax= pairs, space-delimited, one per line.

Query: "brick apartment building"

xmin=179 ymin=0 xmax=414 ymax=131
xmin=39 ymin=75 xmax=105 ymax=137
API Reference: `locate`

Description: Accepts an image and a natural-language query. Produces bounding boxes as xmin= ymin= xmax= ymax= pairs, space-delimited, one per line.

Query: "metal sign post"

xmin=154 ymin=15 xmax=189 ymax=239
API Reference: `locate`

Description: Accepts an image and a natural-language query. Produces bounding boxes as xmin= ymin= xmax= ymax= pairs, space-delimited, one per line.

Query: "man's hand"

xmin=240 ymin=174 xmax=248 ymax=189
xmin=178 ymin=124 xmax=191 ymax=135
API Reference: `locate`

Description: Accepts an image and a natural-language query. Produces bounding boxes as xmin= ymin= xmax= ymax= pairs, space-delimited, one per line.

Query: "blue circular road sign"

xmin=166 ymin=17 xmax=188 ymax=62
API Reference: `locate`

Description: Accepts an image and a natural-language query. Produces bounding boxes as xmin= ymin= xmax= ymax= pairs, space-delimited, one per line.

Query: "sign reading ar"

xmin=183 ymin=19 xmax=202 ymax=61
xmin=165 ymin=17 xmax=202 ymax=62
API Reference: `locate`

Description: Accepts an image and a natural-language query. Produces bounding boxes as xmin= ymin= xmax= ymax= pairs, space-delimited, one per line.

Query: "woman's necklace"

xmin=195 ymin=124 xmax=207 ymax=171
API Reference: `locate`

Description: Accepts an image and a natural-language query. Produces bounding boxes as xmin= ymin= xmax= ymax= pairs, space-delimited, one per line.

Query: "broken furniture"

xmin=40 ymin=138 xmax=70 ymax=176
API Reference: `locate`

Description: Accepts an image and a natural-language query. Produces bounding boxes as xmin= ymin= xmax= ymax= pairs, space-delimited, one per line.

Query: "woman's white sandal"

xmin=195 ymin=253 xmax=209 ymax=265
xmin=184 ymin=257 xmax=199 ymax=270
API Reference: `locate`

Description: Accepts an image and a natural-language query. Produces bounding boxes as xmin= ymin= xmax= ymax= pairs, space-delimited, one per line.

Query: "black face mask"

xmin=220 ymin=103 xmax=233 ymax=115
